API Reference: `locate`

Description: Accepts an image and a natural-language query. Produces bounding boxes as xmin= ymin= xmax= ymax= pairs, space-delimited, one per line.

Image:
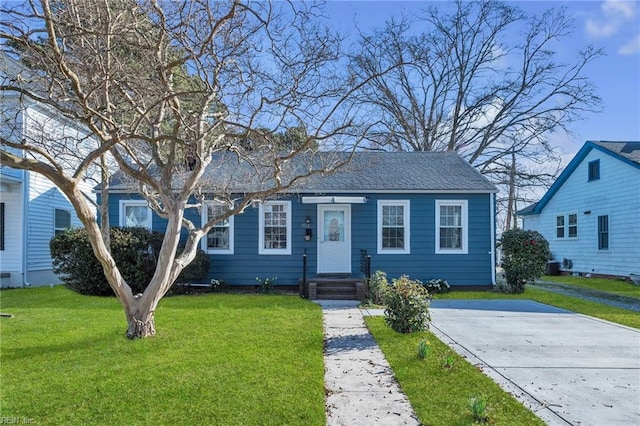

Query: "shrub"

xmin=384 ymin=276 xmax=431 ymax=333
xmin=424 ymin=278 xmax=450 ymax=294
xmin=500 ymin=229 xmax=550 ymax=293
xmin=366 ymin=270 xmax=390 ymax=305
xmin=256 ymin=276 xmax=277 ymax=294
xmin=51 ymin=227 xmax=209 ymax=296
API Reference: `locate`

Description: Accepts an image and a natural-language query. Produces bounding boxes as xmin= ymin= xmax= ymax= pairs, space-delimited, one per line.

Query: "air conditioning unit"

xmin=562 ymin=258 xmax=573 ymax=269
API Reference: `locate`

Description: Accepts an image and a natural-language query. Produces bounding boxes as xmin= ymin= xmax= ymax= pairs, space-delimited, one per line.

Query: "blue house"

xmin=106 ymin=151 xmax=497 ymax=297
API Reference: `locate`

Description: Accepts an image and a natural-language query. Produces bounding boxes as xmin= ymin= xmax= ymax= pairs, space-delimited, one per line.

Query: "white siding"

xmin=0 ymin=96 xmax=25 ymax=181
xmin=22 ymin=105 xmax=97 ymax=278
xmin=0 ymin=101 xmax=98 ymax=286
xmin=0 ymin=185 xmax=24 ymax=285
xmin=524 ymin=150 xmax=640 ymax=277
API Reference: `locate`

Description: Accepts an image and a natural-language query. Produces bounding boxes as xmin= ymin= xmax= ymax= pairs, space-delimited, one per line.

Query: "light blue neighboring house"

xmin=0 ymin=54 xmax=97 ymax=288
xmin=105 ymin=151 xmax=498 ymax=293
xmin=519 ymin=141 xmax=640 ymax=279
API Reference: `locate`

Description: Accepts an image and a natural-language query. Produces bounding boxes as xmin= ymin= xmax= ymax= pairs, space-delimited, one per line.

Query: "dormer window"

xmin=588 ymin=160 xmax=600 ymax=181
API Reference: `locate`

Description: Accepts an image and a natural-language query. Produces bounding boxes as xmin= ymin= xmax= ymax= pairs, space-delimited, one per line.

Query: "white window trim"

xmin=201 ymin=202 xmax=234 ymax=255
xmin=435 ymin=200 xmax=468 ymax=254
xmin=54 ymin=207 xmax=72 ymax=235
xmin=556 ymin=213 xmax=579 ymax=239
xmin=377 ymin=200 xmax=410 ymax=254
xmin=258 ymin=201 xmax=292 ymax=255
xmin=119 ymin=200 xmax=152 ymax=230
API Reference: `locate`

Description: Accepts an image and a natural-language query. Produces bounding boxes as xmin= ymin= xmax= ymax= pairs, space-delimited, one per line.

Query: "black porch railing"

xmin=360 ymin=249 xmax=371 ymax=282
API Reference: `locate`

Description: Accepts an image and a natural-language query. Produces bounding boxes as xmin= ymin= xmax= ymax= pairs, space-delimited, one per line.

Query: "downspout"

xmin=490 ymin=192 xmax=496 ymax=286
xmin=21 ymin=168 xmax=31 ymax=287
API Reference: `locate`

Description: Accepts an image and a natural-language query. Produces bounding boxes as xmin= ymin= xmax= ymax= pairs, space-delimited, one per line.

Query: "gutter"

xmin=21 ymin=168 xmax=30 ymax=287
xmin=490 ymin=192 xmax=496 ymax=286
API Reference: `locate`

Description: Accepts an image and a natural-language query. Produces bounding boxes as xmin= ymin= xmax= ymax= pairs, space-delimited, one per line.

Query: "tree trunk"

xmin=126 ymin=305 xmax=156 ymax=339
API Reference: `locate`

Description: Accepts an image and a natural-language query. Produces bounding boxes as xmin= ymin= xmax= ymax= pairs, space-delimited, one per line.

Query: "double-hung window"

xmin=567 ymin=213 xmax=578 ymax=238
xmin=54 ymin=208 xmax=71 ymax=235
xmin=556 ymin=213 xmax=578 ymax=239
xmin=377 ymin=200 xmax=410 ymax=254
xmin=598 ymin=215 xmax=609 ymax=250
xmin=435 ymin=200 xmax=468 ymax=254
xmin=202 ymin=202 xmax=234 ymax=254
xmin=259 ymin=201 xmax=291 ymax=255
xmin=588 ymin=160 xmax=600 ymax=181
xmin=119 ymin=200 xmax=152 ymax=229
xmin=556 ymin=215 xmax=565 ymax=238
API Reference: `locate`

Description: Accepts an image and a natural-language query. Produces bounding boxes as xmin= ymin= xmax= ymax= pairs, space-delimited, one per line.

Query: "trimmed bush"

xmin=424 ymin=278 xmax=450 ymax=294
xmin=50 ymin=227 xmax=209 ymax=296
xmin=500 ymin=229 xmax=551 ymax=293
xmin=367 ymin=270 xmax=390 ymax=305
xmin=384 ymin=275 xmax=431 ymax=333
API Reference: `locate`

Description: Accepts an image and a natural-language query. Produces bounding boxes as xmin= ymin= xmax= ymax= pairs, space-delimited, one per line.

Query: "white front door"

xmin=318 ymin=205 xmax=351 ymax=274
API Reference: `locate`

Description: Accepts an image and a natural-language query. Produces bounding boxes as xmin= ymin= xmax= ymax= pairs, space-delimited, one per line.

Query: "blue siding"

xmin=106 ymin=192 xmax=494 ymax=287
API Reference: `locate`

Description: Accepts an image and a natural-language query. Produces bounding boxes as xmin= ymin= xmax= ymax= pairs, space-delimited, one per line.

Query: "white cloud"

xmin=602 ymin=0 xmax=637 ymax=20
xmin=585 ymin=19 xmax=618 ymax=37
xmin=618 ymin=34 xmax=640 ymax=54
xmin=585 ymin=1 xmax=639 ymax=55
xmin=586 ymin=0 xmax=637 ymax=38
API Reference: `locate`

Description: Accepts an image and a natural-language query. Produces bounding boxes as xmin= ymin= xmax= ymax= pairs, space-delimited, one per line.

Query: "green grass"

xmin=0 ymin=287 xmax=326 ymax=425
xmin=539 ymin=275 xmax=640 ymax=299
xmin=435 ymin=287 xmax=640 ymax=329
xmin=365 ymin=317 xmax=544 ymax=426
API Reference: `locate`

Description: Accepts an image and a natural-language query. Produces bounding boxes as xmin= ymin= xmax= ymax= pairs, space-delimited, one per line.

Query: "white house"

xmin=1 ymin=54 xmax=97 ymax=287
xmin=519 ymin=141 xmax=640 ymax=279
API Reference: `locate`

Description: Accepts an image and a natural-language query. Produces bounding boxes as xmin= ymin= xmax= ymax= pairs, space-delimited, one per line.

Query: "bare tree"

xmin=350 ymin=0 xmax=602 ymax=231
xmin=0 ymin=0 xmax=378 ymax=338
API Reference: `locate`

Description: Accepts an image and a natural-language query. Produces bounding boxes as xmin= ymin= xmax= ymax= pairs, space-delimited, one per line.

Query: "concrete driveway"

xmin=429 ymin=300 xmax=640 ymax=426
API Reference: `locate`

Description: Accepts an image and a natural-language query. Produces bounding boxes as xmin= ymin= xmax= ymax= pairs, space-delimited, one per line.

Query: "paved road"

xmin=429 ymin=299 xmax=640 ymax=426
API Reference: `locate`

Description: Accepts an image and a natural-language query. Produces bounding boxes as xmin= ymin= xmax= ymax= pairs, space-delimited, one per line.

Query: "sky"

xmin=324 ymin=0 xmax=640 ymax=162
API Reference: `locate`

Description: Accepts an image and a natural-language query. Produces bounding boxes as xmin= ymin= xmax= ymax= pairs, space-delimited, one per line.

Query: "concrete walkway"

xmin=316 ymin=300 xmax=420 ymax=426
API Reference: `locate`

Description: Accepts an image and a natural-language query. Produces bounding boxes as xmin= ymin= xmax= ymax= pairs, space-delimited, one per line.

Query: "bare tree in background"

xmin=350 ymin=0 xmax=602 ymax=230
xmin=0 ymin=0 xmax=378 ymax=338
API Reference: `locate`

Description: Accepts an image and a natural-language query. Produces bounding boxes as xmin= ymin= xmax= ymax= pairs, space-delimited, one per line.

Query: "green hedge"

xmin=50 ymin=227 xmax=209 ymax=296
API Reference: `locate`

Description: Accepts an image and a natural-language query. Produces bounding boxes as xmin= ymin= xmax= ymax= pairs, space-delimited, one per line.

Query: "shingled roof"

xmin=591 ymin=141 xmax=640 ymax=165
xmin=108 ymin=151 xmax=496 ymax=193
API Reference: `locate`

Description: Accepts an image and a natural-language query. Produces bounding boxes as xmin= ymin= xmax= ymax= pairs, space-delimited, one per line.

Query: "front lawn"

xmin=539 ymin=275 xmax=640 ymax=299
xmin=365 ymin=317 xmax=544 ymax=426
xmin=0 ymin=287 xmax=326 ymax=425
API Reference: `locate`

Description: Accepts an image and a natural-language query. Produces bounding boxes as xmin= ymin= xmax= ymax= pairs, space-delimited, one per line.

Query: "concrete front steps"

xmin=304 ymin=277 xmax=366 ymax=301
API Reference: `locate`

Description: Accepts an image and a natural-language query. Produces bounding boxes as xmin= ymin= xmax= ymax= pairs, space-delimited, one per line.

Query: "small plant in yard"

xmin=256 ymin=276 xmax=277 ymax=294
xmin=441 ymin=351 xmax=456 ymax=369
xmin=384 ymin=275 xmax=431 ymax=333
xmin=469 ymin=394 xmax=489 ymax=423
xmin=417 ymin=339 xmax=430 ymax=360
xmin=367 ymin=270 xmax=390 ymax=305
xmin=210 ymin=279 xmax=227 ymax=293
xmin=501 ymin=229 xmax=550 ymax=293
xmin=424 ymin=278 xmax=450 ymax=294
